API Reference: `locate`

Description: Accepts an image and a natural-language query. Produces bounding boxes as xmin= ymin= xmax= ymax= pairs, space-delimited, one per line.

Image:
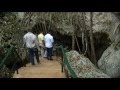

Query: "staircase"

xmin=13 ymin=56 xmax=66 ymax=78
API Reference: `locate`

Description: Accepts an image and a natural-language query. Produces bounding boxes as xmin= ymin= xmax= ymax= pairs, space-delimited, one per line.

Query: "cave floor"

xmin=13 ymin=56 xmax=66 ymax=78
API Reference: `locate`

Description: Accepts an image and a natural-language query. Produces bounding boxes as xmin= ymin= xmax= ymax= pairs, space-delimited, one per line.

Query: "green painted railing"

xmin=0 ymin=46 xmax=14 ymax=68
xmin=0 ymin=46 xmax=23 ymax=77
xmin=0 ymin=56 xmax=2 ymax=61
xmin=56 ymin=45 xmax=77 ymax=78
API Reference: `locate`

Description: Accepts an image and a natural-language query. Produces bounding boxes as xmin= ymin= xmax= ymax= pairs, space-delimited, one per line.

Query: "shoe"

xmin=47 ymin=57 xmax=50 ymax=60
xmin=50 ymin=58 xmax=53 ymax=60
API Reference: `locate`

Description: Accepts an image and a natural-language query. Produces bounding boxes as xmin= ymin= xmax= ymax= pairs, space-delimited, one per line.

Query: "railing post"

xmin=16 ymin=69 xmax=19 ymax=74
xmin=61 ymin=55 xmax=64 ymax=72
xmin=60 ymin=45 xmax=77 ymax=78
xmin=0 ymin=46 xmax=24 ymax=78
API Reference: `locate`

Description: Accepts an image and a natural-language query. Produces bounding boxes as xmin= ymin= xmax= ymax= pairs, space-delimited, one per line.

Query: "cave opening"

xmin=93 ymin=32 xmax=111 ymax=61
xmin=32 ymin=21 xmax=112 ymax=62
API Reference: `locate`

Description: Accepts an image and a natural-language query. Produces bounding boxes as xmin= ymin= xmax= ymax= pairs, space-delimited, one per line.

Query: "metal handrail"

xmin=0 ymin=46 xmax=23 ymax=77
xmin=0 ymin=46 xmax=14 ymax=68
xmin=56 ymin=45 xmax=77 ymax=78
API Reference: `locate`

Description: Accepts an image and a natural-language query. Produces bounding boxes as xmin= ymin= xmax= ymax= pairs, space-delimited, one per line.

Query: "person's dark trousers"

xmin=47 ymin=47 xmax=53 ymax=60
xmin=28 ymin=48 xmax=40 ymax=65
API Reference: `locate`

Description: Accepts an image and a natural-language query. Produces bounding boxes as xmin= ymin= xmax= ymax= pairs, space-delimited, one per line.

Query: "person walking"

xmin=38 ymin=31 xmax=45 ymax=57
xmin=23 ymin=29 xmax=40 ymax=65
xmin=44 ymin=31 xmax=54 ymax=60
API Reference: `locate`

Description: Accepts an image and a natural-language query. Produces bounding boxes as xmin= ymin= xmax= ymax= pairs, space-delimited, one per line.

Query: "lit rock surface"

xmin=66 ymin=50 xmax=110 ymax=78
xmin=98 ymin=42 xmax=120 ymax=78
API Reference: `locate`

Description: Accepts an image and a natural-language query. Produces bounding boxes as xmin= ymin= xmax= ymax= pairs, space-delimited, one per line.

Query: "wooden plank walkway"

xmin=13 ymin=56 xmax=66 ymax=78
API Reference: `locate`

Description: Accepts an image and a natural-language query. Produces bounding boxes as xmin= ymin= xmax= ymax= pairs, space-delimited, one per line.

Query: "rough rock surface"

xmin=98 ymin=42 xmax=120 ymax=78
xmin=66 ymin=50 xmax=110 ymax=78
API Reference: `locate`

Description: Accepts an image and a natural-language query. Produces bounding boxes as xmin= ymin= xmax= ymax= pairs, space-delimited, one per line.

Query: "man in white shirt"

xmin=44 ymin=31 xmax=54 ymax=60
xmin=23 ymin=29 xmax=40 ymax=65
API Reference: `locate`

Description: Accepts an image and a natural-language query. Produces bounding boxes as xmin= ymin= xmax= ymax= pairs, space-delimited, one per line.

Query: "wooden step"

xmin=13 ymin=56 xmax=66 ymax=78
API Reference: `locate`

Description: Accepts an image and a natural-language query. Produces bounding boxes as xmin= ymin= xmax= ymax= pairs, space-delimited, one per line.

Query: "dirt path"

xmin=13 ymin=56 xmax=66 ymax=78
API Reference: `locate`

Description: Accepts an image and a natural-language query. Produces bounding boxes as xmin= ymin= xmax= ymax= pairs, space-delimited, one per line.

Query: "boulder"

xmin=66 ymin=50 xmax=110 ymax=78
xmin=98 ymin=42 xmax=120 ymax=78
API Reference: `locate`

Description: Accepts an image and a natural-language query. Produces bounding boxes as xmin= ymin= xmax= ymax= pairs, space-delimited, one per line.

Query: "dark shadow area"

xmin=94 ymin=32 xmax=111 ymax=61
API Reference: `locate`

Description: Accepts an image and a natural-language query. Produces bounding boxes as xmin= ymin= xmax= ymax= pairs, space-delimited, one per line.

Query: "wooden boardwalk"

xmin=13 ymin=56 xmax=66 ymax=78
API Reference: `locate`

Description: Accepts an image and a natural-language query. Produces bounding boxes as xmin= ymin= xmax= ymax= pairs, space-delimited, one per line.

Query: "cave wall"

xmin=30 ymin=12 xmax=118 ymax=61
xmin=0 ymin=12 xmax=119 ymax=59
